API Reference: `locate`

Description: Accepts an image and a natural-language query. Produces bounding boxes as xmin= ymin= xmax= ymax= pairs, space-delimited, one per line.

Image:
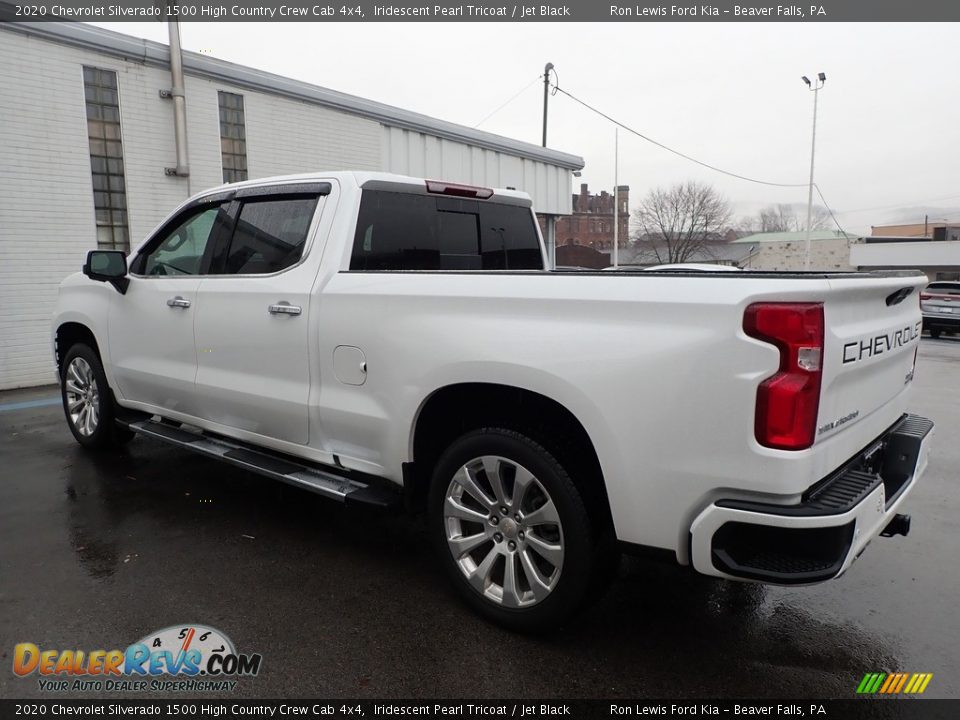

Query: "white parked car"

xmin=920 ymin=280 xmax=960 ymax=338
xmin=641 ymin=263 xmax=741 ymax=271
xmin=53 ymin=172 xmax=933 ymax=630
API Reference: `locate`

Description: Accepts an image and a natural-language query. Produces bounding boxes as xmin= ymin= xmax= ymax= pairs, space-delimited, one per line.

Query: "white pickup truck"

xmin=53 ymin=171 xmax=934 ymax=630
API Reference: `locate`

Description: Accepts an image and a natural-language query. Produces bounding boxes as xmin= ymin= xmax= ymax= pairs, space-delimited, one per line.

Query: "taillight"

xmin=920 ymin=293 xmax=931 ymax=301
xmin=744 ymin=302 xmax=825 ymax=450
xmin=425 ymin=180 xmax=494 ymax=199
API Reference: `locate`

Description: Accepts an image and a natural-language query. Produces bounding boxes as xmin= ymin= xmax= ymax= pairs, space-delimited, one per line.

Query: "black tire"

xmin=930 ymin=328 xmax=942 ymax=339
xmin=60 ymin=343 xmax=134 ymax=450
xmin=428 ymin=427 xmax=603 ymax=632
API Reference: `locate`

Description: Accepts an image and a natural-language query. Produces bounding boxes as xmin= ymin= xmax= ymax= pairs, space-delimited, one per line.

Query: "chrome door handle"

xmin=268 ymin=302 xmax=302 ymax=316
xmin=166 ymin=296 xmax=191 ymax=309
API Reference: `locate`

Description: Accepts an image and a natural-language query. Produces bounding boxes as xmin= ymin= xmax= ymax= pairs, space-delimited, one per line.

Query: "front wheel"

xmin=428 ymin=427 xmax=601 ymax=631
xmin=61 ymin=344 xmax=134 ymax=449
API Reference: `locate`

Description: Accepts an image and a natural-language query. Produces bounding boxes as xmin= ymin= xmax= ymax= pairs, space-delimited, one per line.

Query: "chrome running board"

xmin=122 ymin=418 xmax=399 ymax=509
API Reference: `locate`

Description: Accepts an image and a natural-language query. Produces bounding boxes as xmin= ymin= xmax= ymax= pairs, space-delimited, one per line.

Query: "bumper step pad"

xmin=716 ymin=414 xmax=933 ymax=518
xmin=707 ymin=413 xmax=933 ymax=584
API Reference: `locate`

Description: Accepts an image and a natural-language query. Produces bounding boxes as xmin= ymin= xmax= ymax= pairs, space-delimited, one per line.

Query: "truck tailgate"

xmin=817 ymin=274 xmax=926 ymax=445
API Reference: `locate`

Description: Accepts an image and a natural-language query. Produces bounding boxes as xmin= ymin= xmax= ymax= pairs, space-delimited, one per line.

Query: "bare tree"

xmin=744 ymin=203 xmax=832 ymax=233
xmin=806 ymin=205 xmax=833 ymax=231
xmin=631 ymin=181 xmax=733 ymax=264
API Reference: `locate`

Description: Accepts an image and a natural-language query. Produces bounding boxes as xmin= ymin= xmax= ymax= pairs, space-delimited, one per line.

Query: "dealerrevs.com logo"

xmin=13 ymin=624 xmax=262 ymax=692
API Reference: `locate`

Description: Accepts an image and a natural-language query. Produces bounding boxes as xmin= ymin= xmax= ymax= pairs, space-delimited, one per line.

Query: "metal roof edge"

xmin=731 ymin=230 xmax=857 ymax=244
xmin=0 ymin=20 xmax=585 ymax=171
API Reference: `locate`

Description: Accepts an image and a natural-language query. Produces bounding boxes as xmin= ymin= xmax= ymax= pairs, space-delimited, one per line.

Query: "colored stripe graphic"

xmin=893 ymin=673 xmax=909 ymax=694
xmin=857 ymin=672 xmax=933 ymax=694
xmin=858 ymin=673 xmax=877 ymax=694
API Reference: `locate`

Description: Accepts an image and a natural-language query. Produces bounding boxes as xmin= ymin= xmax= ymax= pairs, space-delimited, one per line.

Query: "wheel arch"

xmin=409 ymin=382 xmax=613 ymax=533
xmin=55 ymin=322 xmax=103 ymax=379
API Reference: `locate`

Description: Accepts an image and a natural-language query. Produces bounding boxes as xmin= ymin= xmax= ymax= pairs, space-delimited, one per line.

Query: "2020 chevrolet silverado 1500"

xmin=54 ymin=172 xmax=934 ymax=630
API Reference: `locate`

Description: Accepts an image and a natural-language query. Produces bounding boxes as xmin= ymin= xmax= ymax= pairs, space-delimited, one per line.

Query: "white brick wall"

xmin=0 ymin=28 xmax=382 ymax=390
xmin=244 ymin=87 xmax=381 ymax=176
xmin=0 ymin=32 xmax=96 ymax=390
xmin=381 ymin=126 xmax=573 ymax=215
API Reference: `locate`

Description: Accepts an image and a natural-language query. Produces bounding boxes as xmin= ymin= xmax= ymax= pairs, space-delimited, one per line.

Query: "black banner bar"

xmin=1 ymin=700 xmax=958 ymax=720
xmin=2 ymin=0 xmax=960 ymax=22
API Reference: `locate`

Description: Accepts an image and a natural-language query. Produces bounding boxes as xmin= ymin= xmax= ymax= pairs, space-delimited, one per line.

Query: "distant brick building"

xmin=557 ymin=183 xmax=630 ymax=251
xmin=871 ymin=221 xmax=960 ymax=242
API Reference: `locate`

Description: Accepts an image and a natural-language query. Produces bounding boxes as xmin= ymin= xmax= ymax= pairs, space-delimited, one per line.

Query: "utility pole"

xmin=613 ymin=127 xmax=619 ymax=268
xmin=801 ymin=72 xmax=826 ymax=270
xmin=542 ymin=62 xmax=553 ymax=147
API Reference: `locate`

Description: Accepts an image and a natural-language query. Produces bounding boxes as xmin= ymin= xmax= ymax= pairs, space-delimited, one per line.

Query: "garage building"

xmin=0 ymin=21 xmax=584 ymax=390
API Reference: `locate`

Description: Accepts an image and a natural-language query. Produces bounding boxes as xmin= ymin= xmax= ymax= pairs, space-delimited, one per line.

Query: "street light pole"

xmin=613 ymin=127 xmax=619 ymax=268
xmin=802 ymin=72 xmax=826 ymax=270
xmin=542 ymin=62 xmax=553 ymax=147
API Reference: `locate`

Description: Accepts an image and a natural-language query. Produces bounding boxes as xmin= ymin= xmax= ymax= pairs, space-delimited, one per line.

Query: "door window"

xmin=220 ymin=196 xmax=319 ymax=275
xmin=140 ymin=205 xmax=226 ymax=276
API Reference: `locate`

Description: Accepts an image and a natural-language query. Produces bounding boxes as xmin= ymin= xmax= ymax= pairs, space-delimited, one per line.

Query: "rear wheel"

xmin=429 ymin=427 xmax=601 ymax=631
xmin=61 ymin=344 xmax=135 ymax=449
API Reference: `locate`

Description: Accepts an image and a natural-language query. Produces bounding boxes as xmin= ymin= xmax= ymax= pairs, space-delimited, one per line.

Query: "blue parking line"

xmin=0 ymin=396 xmax=61 ymax=413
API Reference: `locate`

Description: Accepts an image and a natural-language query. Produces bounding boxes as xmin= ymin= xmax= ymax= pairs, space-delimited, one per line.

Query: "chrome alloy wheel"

xmin=65 ymin=357 xmax=100 ymax=437
xmin=443 ymin=455 xmax=564 ymax=608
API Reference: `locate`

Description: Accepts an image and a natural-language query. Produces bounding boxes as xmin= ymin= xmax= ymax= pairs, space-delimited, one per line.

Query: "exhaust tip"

xmin=881 ymin=514 xmax=911 ymax=538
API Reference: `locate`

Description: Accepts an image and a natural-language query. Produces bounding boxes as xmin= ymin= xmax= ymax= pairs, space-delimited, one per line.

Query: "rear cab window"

xmin=349 ymin=190 xmax=544 ymax=271
xmin=218 ymin=196 xmax=319 ymax=275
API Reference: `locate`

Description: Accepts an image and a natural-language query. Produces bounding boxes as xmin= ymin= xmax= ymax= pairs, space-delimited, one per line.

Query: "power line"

xmin=813 ymin=184 xmax=847 ymax=235
xmin=551 ymin=82 xmax=848 ymax=233
xmin=834 ymin=193 xmax=960 ymax=216
xmin=551 ymin=83 xmax=809 ymax=188
xmin=474 ymin=76 xmax=542 ymax=128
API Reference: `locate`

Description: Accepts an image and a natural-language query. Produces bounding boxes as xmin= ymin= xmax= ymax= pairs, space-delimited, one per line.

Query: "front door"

xmin=109 ymin=201 xmax=230 ymax=417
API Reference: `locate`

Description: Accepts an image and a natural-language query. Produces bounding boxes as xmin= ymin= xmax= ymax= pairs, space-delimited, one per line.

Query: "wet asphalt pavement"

xmin=1 ymin=340 xmax=957 ymax=702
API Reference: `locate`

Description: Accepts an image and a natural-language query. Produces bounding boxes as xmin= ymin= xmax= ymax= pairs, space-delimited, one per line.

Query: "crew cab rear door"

xmin=192 ymin=183 xmax=330 ymax=446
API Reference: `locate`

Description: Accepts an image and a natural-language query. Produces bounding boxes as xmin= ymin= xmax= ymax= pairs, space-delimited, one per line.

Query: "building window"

xmin=219 ymin=91 xmax=247 ymax=183
xmin=83 ymin=66 xmax=128 ymax=251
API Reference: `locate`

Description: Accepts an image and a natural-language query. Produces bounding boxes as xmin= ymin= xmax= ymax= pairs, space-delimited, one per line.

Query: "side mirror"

xmin=83 ymin=250 xmax=129 ymax=294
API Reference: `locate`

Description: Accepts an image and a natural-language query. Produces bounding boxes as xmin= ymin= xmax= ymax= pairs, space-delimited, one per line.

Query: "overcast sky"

xmin=93 ymin=21 xmax=959 ymax=233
